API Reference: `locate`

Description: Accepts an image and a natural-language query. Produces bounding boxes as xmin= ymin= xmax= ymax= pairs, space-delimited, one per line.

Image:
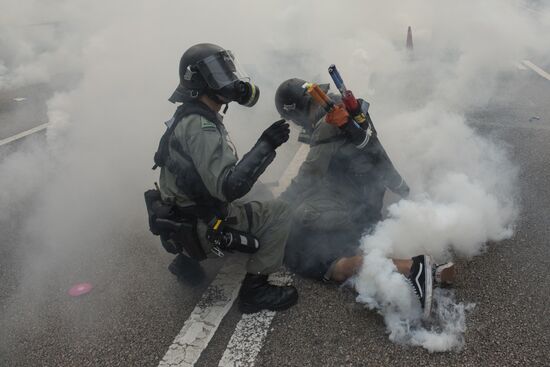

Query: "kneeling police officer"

xmin=147 ymin=43 xmax=297 ymax=313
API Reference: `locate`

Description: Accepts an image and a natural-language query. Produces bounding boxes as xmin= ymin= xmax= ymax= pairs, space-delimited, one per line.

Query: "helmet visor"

xmin=195 ymin=50 xmax=249 ymax=90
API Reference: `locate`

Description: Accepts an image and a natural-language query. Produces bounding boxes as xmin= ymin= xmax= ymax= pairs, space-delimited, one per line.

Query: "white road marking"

xmin=270 ymin=143 xmax=310 ymax=197
xmin=218 ymin=272 xmax=293 ymax=367
xmin=471 ymin=120 xmax=550 ymax=131
xmin=519 ymin=3 xmax=542 ymax=14
xmin=158 ymin=255 xmax=248 ymax=367
xmin=516 ymin=62 xmax=527 ymax=71
xmin=522 ymin=60 xmax=550 ymax=82
xmin=0 ymin=123 xmax=50 ymax=147
xmin=218 ymin=310 xmax=276 ymax=367
xmin=218 ymin=146 xmax=309 ymax=367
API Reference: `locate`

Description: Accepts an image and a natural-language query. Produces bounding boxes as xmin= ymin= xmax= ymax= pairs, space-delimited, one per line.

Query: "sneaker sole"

xmin=423 ymin=256 xmax=433 ymax=319
xmin=239 ymin=292 xmax=299 ymax=314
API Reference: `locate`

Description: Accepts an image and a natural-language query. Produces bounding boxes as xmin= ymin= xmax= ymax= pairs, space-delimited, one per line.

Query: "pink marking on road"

xmin=68 ymin=283 xmax=93 ymax=297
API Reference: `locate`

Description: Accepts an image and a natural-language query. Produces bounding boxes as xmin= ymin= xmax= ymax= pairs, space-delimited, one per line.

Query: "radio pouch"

xmin=144 ymin=189 xmax=207 ymax=260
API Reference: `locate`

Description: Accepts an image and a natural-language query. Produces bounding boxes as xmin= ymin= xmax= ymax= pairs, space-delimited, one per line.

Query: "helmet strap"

xmin=206 ymin=89 xmax=226 ymax=105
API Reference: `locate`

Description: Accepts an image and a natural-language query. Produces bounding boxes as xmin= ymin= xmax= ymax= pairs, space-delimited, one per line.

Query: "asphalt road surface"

xmin=1 ymin=63 xmax=550 ymax=366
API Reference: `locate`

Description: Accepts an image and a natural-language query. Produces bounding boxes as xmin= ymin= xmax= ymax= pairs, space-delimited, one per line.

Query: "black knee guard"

xmin=207 ymin=226 xmax=260 ymax=254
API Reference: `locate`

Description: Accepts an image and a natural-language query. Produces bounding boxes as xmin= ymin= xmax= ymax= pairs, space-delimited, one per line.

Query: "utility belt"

xmin=144 ymin=187 xmax=259 ymax=260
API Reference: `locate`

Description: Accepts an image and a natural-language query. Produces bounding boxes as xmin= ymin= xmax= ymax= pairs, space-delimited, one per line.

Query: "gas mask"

xmin=196 ymin=50 xmax=260 ymax=107
xmin=215 ymin=80 xmax=260 ymax=107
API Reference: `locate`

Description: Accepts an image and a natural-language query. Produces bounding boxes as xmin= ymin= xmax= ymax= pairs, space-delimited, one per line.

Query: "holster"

xmin=144 ymin=189 xmax=207 ymax=260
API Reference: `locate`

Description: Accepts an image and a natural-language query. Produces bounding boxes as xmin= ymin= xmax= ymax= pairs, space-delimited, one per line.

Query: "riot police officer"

xmin=275 ymin=78 xmax=455 ymax=317
xmin=151 ymin=44 xmax=298 ymax=313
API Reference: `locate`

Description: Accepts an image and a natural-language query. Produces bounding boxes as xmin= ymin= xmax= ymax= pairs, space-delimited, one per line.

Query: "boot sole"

xmin=239 ymin=292 xmax=299 ymax=314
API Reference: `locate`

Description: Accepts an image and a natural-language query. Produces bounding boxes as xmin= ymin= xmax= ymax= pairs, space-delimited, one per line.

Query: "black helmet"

xmin=169 ymin=43 xmax=259 ymax=107
xmin=275 ymin=78 xmax=329 ymax=129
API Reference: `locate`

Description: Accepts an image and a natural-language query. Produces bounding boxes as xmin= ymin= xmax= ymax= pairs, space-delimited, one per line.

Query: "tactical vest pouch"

xmin=144 ymin=189 xmax=207 ymax=260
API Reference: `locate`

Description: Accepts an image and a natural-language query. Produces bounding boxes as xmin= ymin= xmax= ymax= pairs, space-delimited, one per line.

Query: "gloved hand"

xmin=259 ymin=119 xmax=290 ymax=149
xmin=325 ymin=103 xmax=350 ymax=127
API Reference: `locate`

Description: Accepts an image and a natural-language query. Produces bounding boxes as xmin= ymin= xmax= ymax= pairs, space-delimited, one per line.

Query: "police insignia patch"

xmin=201 ymin=119 xmax=217 ymax=130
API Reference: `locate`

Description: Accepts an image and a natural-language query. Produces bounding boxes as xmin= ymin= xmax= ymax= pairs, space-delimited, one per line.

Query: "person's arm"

xmin=368 ymin=135 xmax=410 ymax=198
xmin=180 ymin=116 xmax=289 ymax=202
xmin=325 ymin=107 xmax=409 ymax=198
xmin=172 ymin=115 xmax=236 ymax=202
xmin=359 ymin=113 xmax=409 ymax=197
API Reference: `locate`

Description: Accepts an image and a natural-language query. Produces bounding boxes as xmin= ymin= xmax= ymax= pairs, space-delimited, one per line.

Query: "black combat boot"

xmin=238 ymin=273 xmax=298 ymax=314
xmin=168 ymin=253 xmax=206 ymax=286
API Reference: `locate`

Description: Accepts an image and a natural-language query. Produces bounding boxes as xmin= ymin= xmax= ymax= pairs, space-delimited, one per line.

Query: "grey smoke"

xmin=1 ymin=0 xmax=549 ymax=353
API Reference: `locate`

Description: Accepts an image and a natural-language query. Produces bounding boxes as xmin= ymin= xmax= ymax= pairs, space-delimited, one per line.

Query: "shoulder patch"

xmin=201 ymin=118 xmax=217 ymax=131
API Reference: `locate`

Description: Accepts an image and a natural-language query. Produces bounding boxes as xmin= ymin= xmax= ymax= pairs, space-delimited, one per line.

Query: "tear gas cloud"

xmin=1 ymin=0 xmax=549 ymax=353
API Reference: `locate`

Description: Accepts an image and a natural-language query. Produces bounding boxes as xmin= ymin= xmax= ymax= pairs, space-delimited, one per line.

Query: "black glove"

xmin=259 ymin=119 xmax=290 ymax=149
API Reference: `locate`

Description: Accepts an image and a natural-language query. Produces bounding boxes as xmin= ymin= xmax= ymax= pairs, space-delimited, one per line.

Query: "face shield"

xmin=195 ymin=50 xmax=249 ymax=90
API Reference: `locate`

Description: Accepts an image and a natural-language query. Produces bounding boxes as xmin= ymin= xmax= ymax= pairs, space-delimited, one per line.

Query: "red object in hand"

xmin=325 ymin=103 xmax=349 ymax=127
xmin=342 ymin=90 xmax=359 ymax=112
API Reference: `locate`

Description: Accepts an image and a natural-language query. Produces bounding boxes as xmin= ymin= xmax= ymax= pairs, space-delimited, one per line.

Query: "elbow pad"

xmin=222 ymin=140 xmax=276 ymax=202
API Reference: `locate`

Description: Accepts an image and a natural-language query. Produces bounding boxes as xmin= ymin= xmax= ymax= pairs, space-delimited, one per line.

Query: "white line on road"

xmin=0 ymin=123 xmax=50 ymax=147
xmin=218 ymin=272 xmax=293 ymax=367
xmin=158 ymin=255 xmax=248 ymax=367
xmin=516 ymin=62 xmax=527 ymax=71
xmin=519 ymin=3 xmax=542 ymax=15
xmin=218 ymin=310 xmax=276 ymax=367
xmin=218 ymin=146 xmax=309 ymax=367
xmin=522 ymin=60 xmax=550 ymax=82
xmin=270 ymin=143 xmax=310 ymax=198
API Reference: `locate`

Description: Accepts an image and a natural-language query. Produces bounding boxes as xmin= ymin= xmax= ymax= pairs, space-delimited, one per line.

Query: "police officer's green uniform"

xmin=149 ymin=43 xmax=297 ymax=314
xmin=159 ymin=112 xmax=290 ymax=275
